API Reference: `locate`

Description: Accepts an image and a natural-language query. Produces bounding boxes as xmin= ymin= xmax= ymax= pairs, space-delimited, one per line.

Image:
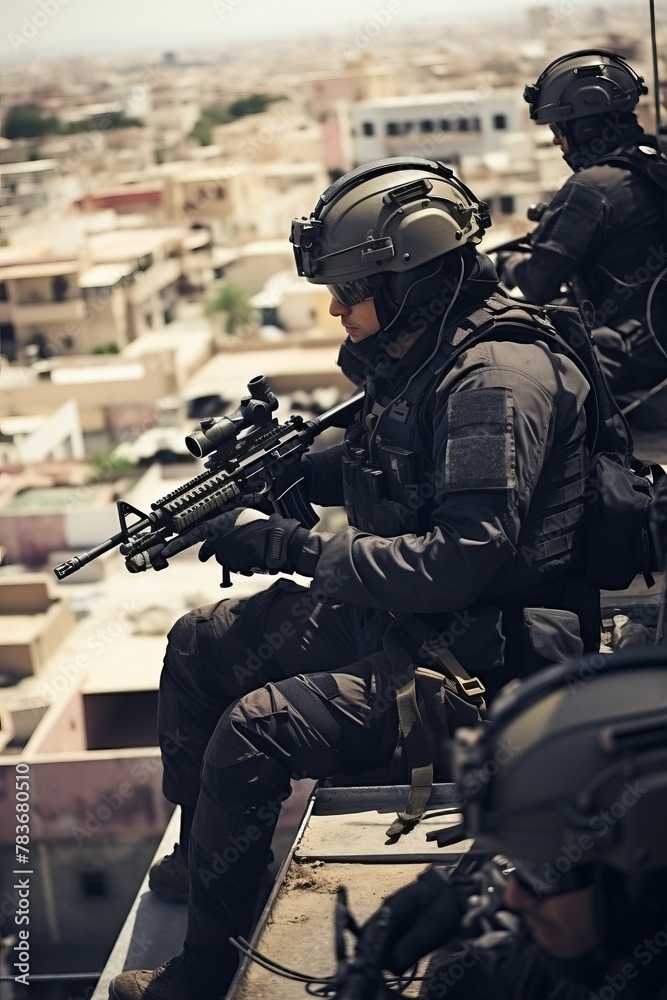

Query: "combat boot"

xmin=109 ymin=956 xmax=200 ymax=1000
xmin=148 ymin=843 xmax=189 ymax=903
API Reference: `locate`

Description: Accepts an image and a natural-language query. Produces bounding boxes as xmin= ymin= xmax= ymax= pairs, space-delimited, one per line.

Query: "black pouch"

xmin=415 ymin=667 xmax=484 ymax=780
xmin=584 ymin=452 xmax=654 ymax=589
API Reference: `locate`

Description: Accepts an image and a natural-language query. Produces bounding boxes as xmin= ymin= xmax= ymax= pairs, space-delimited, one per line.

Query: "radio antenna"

xmin=649 ymin=0 xmax=663 ymax=133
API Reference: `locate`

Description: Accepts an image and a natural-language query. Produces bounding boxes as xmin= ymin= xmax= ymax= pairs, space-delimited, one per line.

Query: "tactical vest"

xmin=341 ymin=295 xmax=589 ymax=591
xmin=575 ymin=149 xmax=667 ymax=322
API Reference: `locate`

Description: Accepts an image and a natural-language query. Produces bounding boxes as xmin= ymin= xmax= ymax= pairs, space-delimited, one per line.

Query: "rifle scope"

xmin=185 ymin=375 xmax=279 ymax=459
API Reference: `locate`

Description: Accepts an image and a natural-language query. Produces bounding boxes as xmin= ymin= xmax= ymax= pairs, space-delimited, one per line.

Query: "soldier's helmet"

xmin=524 ymin=49 xmax=648 ymax=126
xmin=290 ymin=157 xmax=490 ymax=307
xmin=452 ymin=646 xmax=667 ymax=877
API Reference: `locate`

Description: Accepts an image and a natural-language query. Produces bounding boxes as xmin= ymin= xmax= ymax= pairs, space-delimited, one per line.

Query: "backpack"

xmin=596 ymin=144 xmax=667 ymax=343
xmin=541 ymin=300 xmax=656 ymax=590
xmin=447 ymin=293 xmax=657 ymax=591
xmin=596 ymin=143 xmax=667 ymax=228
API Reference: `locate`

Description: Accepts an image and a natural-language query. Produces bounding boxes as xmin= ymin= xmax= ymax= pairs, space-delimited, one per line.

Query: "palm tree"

xmin=205 ymin=284 xmax=254 ymax=339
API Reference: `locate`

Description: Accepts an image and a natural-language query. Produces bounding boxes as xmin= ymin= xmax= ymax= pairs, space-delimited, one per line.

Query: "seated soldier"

xmin=109 ymin=157 xmax=600 ymax=1000
xmin=501 ymin=49 xmax=667 ymax=423
xmin=347 ymin=646 xmax=667 ymax=999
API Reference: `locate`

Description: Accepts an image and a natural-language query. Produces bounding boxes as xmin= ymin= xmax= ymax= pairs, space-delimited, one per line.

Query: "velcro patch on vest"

xmin=445 ymin=387 xmax=517 ymax=493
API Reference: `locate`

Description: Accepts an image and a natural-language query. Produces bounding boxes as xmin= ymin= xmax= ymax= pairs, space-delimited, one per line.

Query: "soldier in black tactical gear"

xmin=502 ymin=49 xmax=667 ymax=424
xmin=347 ymin=646 xmax=667 ymax=1000
xmin=109 ymin=157 xmax=600 ymax=1000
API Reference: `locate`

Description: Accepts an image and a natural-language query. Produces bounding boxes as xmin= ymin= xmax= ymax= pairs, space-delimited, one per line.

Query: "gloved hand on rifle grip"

xmin=160 ymin=507 xmax=327 ymax=576
xmin=357 ymin=867 xmax=468 ymax=976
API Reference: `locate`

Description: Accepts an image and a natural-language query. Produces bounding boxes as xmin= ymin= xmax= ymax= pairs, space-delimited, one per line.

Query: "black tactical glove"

xmin=160 ymin=508 xmax=324 ymax=576
xmin=357 ymin=867 xmax=468 ymax=976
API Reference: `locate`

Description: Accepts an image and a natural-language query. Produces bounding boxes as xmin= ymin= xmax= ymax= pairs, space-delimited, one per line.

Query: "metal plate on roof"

xmin=295 ymin=808 xmax=472 ymax=861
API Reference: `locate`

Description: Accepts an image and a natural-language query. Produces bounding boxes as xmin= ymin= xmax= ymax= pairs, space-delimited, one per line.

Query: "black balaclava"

xmin=560 ymin=111 xmax=648 ymax=170
xmin=336 ymin=246 xmax=498 ymax=388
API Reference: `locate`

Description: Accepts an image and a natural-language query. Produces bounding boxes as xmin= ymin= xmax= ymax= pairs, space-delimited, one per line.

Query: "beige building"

xmin=0 ymin=227 xmax=213 ymax=360
xmin=163 ymin=160 xmax=328 ymax=245
xmin=0 ymin=159 xmax=76 ymax=233
xmin=0 ymin=316 xmax=213 ymax=438
xmin=0 ymin=399 xmax=85 ymax=466
xmin=0 ymin=256 xmax=84 ymax=361
xmin=0 ymin=575 xmax=75 ymax=681
xmin=250 ymin=271 xmax=342 ymax=336
xmin=0 ymin=569 xmax=172 ymax=968
xmin=303 ymin=57 xmax=401 ymax=123
xmin=211 ymin=108 xmax=324 ymax=166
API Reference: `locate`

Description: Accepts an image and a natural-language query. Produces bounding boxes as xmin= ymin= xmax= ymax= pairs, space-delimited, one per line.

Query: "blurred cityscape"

xmin=0 ymin=0 xmax=665 ymax=995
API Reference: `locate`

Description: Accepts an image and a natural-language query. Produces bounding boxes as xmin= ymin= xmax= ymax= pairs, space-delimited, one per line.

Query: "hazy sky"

xmin=2 ymin=0 xmax=612 ymax=63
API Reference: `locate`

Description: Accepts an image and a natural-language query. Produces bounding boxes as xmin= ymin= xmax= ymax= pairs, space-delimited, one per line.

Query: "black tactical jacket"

xmin=425 ymin=925 xmax=667 ymax=999
xmin=304 ymin=254 xmax=599 ymax=696
xmin=506 ymin=137 xmax=667 ymax=335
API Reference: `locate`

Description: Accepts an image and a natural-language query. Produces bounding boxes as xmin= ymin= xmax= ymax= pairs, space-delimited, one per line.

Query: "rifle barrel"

xmin=53 ymin=531 xmax=125 ymax=580
xmin=310 ymin=390 xmax=364 ymax=433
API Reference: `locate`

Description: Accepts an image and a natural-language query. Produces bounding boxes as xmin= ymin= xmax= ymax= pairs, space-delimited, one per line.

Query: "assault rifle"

xmin=53 ymin=376 xmax=362 ymax=584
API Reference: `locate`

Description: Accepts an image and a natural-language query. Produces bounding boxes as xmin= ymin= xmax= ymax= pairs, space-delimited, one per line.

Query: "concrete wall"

xmin=0 ymin=504 xmax=121 ymax=567
xmin=0 ymin=578 xmax=54 ymax=613
xmin=224 ymin=249 xmax=295 ymax=295
xmin=0 ymin=358 xmax=176 ymax=434
xmin=0 ymin=754 xmax=170 ymax=962
xmin=0 ymin=576 xmax=76 ymax=678
xmin=0 ymin=753 xmax=169 ymax=845
xmin=0 ymin=512 xmax=66 ymax=565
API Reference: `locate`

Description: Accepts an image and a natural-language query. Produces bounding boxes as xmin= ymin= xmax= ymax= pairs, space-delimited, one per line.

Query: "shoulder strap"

xmin=386 ymin=290 xmax=633 ymax=466
xmin=454 ymin=292 xmax=634 ymax=462
xmin=388 ymin=293 xmax=551 ymax=417
xmin=595 ymin=147 xmax=667 ymax=213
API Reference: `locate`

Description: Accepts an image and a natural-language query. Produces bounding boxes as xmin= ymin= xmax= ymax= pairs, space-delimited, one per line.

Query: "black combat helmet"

xmin=524 ymin=49 xmax=648 ymax=125
xmin=452 ymin=646 xmax=667 ymax=875
xmin=290 ymin=158 xmax=490 ymax=310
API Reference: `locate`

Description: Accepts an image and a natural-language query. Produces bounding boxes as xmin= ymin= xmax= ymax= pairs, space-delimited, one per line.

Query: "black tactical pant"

xmin=157 ymin=578 xmax=400 ymax=998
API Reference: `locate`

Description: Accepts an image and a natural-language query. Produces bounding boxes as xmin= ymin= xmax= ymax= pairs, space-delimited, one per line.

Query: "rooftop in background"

xmin=87 ymin=226 xmax=189 ymax=262
xmin=355 ymin=88 xmax=516 ymax=108
xmin=1 ymin=159 xmax=59 ymax=175
xmin=2 ymin=484 xmax=113 ymax=512
xmin=78 ymin=262 xmax=135 ymax=287
xmin=0 ymin=258 xmax=79 ymax=280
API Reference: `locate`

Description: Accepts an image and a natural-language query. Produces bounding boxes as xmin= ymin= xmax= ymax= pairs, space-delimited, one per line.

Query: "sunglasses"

xmin=326 ymin=278 xmax=374 ymax=307
xmin=510 ymin=858 xmax=594 ymax=899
